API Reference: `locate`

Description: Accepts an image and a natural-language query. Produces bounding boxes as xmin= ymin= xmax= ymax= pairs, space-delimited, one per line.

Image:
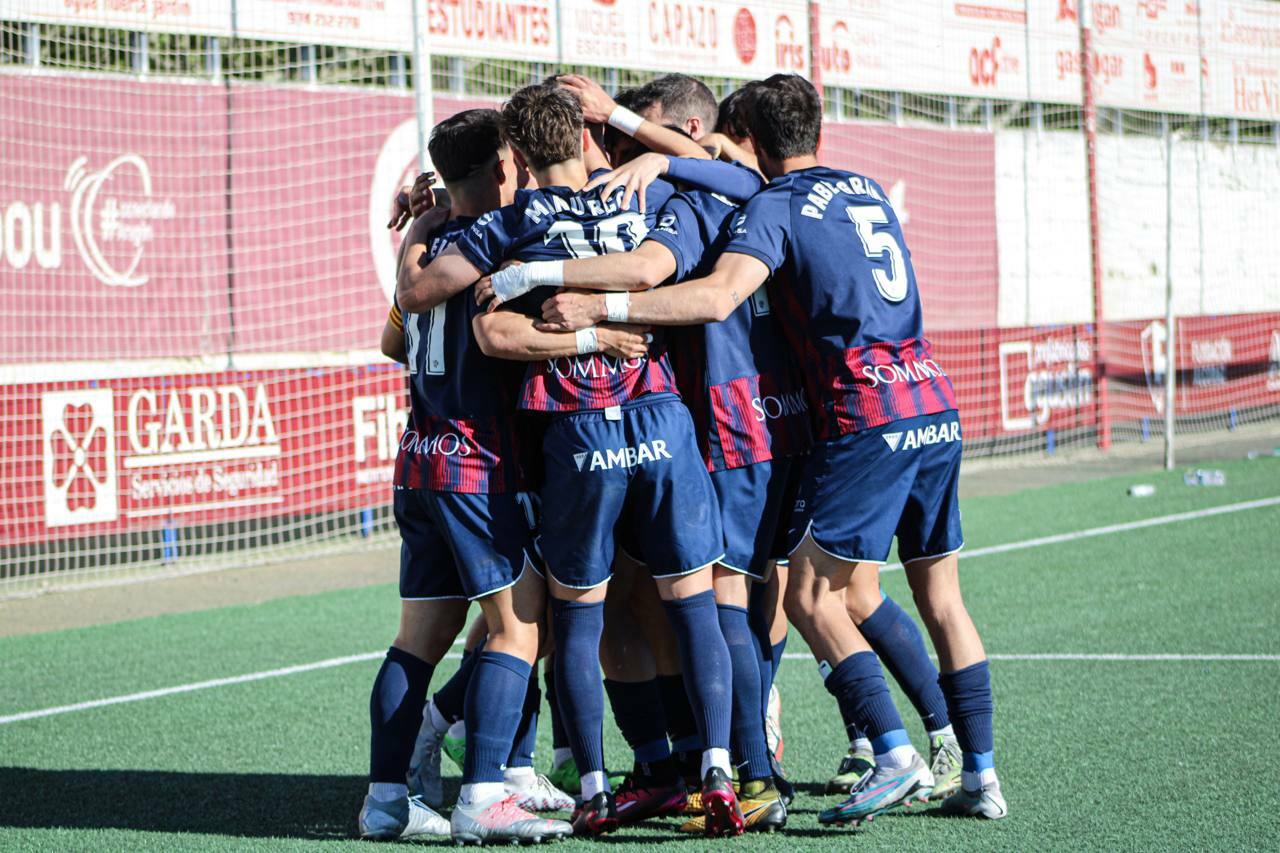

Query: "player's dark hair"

xmin=747 ymin=74 xmax=822 ymax=160
xmin=428 ymin=109 xmax=505 ymax=185
xmin=501 ymin=83 xmax=584 ymax=170
xmin=632 ymin=73 xmax=718 ymax=130
xmin=715 ymin=82 xmax=761 ymax=139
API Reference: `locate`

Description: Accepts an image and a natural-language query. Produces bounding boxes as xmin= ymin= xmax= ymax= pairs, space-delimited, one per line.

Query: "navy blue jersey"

xmin=723 ymin=166 xmax=956 ymax=438
xmin=395 ymin=216 xmax=529 ymax=493
xmin=456 ymin=170 xmax=679 ymax=412
xmin=646 ymin=190 xmax=810 ymax=470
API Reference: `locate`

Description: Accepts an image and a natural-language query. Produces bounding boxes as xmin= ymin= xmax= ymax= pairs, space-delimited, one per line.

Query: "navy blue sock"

xmin=747 ymin=588 xmax=775 ymax=722
xmin=657 ymin=673 xmax=700 ymax=755
xmin=507 ymin=668 xmax=541 ymax=768
xmin=551 ymin=598 xmax=607 ymax=775
xmin=369 ymin=646 xmax=435 ymax=783
xmin=859 ymin=595 xmax=950 ymax=732
xmin=823 ymin=651 xmax=909 ymax=751
xmin=544 ymin=661 xmax=569 ymax=752
xmin=662 ymin=590 xmax=733 ymax=752
xmin=717 ymin=604 xmax=772 ymax=782
xmin=770 ymin=638 xmax=787 ymax=680
xmin=432 ymin=645 xmax=479 ymax=725
xmin=463 ymin=651 xmax=532 ymax=784
xmin=604 ymin=678 xmax=671 ymax=764
xmin=939 ymin=660 xmax=995 ymax=771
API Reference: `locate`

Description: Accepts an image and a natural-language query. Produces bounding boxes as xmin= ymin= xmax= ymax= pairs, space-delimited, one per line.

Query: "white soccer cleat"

xmin=358 ymin=793 xmax=450 ymax=840
xmin=939 ymin=780 xmax=1009 ymax=820
xmin=407 ymin=722 xmax=446 ymax=809
xmin=507 ymin=771 xmax=575 ymax=812
xmin=450 ymin=793 xmax=572 ymax=845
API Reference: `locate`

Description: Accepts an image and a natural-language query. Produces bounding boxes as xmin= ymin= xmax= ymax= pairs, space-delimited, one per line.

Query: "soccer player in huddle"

xmin=363 ymin=108 xmax=594 ymax=845
xmin=530 ymin=74 xmax=1006 ymax=826
xmin=480 ymin=105 xmax=807 ymax=837
xmin=406 ymin=81 xmax=779 ymax=838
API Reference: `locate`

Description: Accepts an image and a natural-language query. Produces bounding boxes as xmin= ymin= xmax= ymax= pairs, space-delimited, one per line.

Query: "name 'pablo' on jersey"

xmin=724 ymin=165 xmax=957 ymax=438
xmin=456 ymin=172 xmax=681 ymax=413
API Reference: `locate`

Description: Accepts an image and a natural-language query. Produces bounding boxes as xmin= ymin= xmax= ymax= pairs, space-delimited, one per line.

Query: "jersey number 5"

xmin=845 ymin=204 xmax=909 ymax=303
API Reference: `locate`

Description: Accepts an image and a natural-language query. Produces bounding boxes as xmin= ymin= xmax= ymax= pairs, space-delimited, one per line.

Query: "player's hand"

xmin=475 ymin=260 xmax=525 ymax=310
xmin=597 ymin=323 xmax=653 ymax=360
xmin=536 ymin=290 xmax=606 ymax=332
xmin=559 ymin=74 xmax=618 ymax=126
xmin=585 ymin=152 xmax=669 ymax=211
xmin=408 ymin=171 xmax=438 ymax=218
xmin=387 ymin=171 xmax=438 ymax=229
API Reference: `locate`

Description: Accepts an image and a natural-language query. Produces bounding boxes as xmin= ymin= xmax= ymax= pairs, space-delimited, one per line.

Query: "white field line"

xmin=4 ymin=495 xmax=1279 ymax=727
xmin=879 ymin=495 xmax=1280 ymax=572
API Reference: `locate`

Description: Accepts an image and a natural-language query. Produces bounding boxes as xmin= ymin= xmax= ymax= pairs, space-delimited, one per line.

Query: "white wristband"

xmin=575 ymin=327 xmax=599 ymax=355
xmin=607 ymin=105 xmax=645 ymax=137
xmin=604 ymin=292 xmax=630 ymax=323
xmin=529 ymin=259 xmax=566 ymax=288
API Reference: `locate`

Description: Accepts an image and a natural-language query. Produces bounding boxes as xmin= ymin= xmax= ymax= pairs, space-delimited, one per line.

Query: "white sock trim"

xmin=426 ymin=701 xmax=450 ymax=734
xmin=460 ymin=781 xmax=506 ymax=806
xmin=875 ymin=744 xmax=917 ymax=770
xmin=580 ymin=770 xmax=609 ymax=799
xmin=369 ymin=782 xmax=407 ymax=801
xmin=701 ymin=747 xmax=732 ymax=777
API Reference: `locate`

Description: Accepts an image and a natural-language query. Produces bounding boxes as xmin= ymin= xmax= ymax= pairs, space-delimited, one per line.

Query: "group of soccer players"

xmin=359 ymin=70 xmax=1007 ymax=844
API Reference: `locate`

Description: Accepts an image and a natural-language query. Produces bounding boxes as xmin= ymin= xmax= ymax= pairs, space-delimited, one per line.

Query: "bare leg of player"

xmin=786 ymin=535 xmax=934 ymax=827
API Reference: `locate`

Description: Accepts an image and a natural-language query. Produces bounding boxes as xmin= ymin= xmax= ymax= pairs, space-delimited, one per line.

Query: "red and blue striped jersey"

xmin=456 ymin=172 xmax=680 ymax=412
xmin=394 ymin=216 xmax=530 ymax=493
xmin=646 ymin=189 xmax=811 ymax=471
xmin=723 ymin=166 xmax=957 ymax=439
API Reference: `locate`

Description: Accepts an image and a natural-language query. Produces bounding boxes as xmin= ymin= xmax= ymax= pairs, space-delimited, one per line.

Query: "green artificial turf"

xmin=1 ymin=456 xmax=1278 ymax=851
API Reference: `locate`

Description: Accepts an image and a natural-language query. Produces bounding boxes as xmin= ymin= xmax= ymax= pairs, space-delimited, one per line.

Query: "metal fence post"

xmin=409 ymin=0 xmax=434 ymax=172
xmin=1078 ymin=0 xmax=1110 ymax=449
xmin=1164 ymin=130 xmax=1176 ymax=469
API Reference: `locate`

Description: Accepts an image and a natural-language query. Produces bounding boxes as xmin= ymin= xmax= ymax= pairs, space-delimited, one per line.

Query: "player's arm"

xmin=559 ymin=74 xmax=709 ymax=161
xmin=472 ymin=308 xmax=650 ymax=362
xmin=586 ymin=153 xmax=763 ymax=210
xmin=537 ymin=252 xmax=770 ymax=331
xmin=396 ymin=213 xmax=484 ymax=315
xmin=381 ymin=305 xmax=407 ymax=364
xmin=475 ymin=240 xmax=676 ymax=308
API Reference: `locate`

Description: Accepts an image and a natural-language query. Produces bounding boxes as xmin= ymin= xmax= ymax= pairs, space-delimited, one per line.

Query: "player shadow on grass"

xmin=0 ymin=766 xmax=463 ymax=840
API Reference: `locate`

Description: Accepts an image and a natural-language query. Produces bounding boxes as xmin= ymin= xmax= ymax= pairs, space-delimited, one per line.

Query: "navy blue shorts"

xmin=786 ymin=412 xmax=964 ymax=565
xmin=394 ymin=486 xmax=541 ymax=601
xmin=711 ymin=458 xmax=796 ymax=580
xmin=539 ymin=394 xmax=724 ymax=589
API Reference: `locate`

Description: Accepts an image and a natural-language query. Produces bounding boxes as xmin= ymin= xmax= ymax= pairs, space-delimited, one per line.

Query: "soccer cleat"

xmin=765 ymin=683 xmax=784 ymax=762
xmin=358 ymin=793 xmax=450 ymax=840
xmin=507 ymin=772 xmax=575 ymax=812
xmin=547 ymin=757 xmax=579 ymax=796
xmin=768 ymin=753 xmax=795 ymax=806
xmin=570 ymin=791 xmax=619 ymax=836
xmin=614 ymin=767 xmax=687 ymax=825
xmin=825 ymin=746 xmax=876 ymax=793
xmin=443 ymin=731 xmax=466 ymax=772
xmin=681 ymin=789 xmax=703 ymax=816
xmin=927 ymin=733 xmax=963 ymax=801
xmin=697 ymin=767 xmax=745 ymax=837
xmin=407 ymin=724 xmax=445 ymax=809
xmin=938 ymin=780 xmax=1008 ymax=820
xmin=450 ymin=794 xmax=572 ymax=845
xmin=818 ymin=752 xmax=934 ymax=827
xmin=682 ymin=778 xmax=784 ymax=834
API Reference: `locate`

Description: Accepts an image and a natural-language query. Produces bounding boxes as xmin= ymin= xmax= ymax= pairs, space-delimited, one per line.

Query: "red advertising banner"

xmin=1 ymin=365 xmax=408 ymax=547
